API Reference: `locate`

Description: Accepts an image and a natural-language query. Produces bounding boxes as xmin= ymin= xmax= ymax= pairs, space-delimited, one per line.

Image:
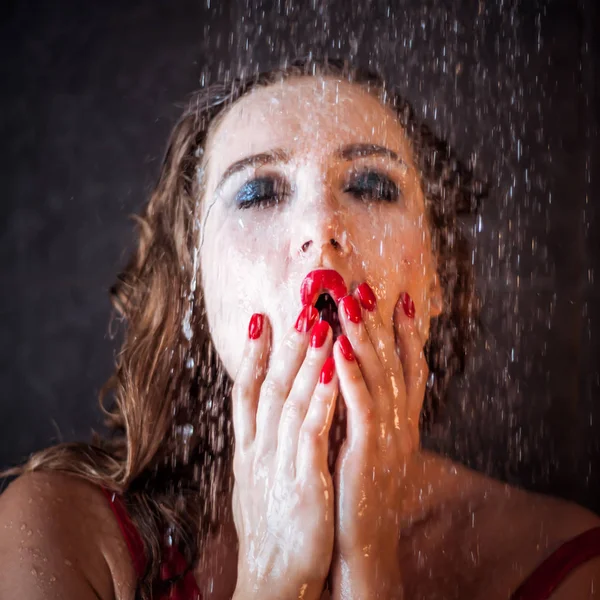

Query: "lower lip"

xmin=300 ymin=269 xmax=348 ymax=306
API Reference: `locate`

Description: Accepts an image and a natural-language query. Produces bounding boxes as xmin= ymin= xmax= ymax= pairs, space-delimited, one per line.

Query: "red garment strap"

xmin=100 ymin=487 xmax=147 ymax=580
xmin=511 ymin=526 xmax=600 ymax=600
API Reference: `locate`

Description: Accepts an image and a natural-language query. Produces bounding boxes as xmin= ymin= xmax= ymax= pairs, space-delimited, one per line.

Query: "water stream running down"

xmin=162 ymin=0 xmax=599 ymax=593
xmin=183 ymin=0 xmax=598 ymax=513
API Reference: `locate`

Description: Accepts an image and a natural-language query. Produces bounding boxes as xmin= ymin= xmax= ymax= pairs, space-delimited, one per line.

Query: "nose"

xmin=291 ymin=194 xmax=351 ymax=260
xmin=300 ymin=237 xmax=345 ymax=254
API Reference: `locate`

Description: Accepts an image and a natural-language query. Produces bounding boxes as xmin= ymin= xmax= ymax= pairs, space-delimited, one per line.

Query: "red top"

xmin=101 ymin=488 xmax=600 ymax=599
xmin=510 ymin=525 xmax=600 ymax=599
xmin=101 ymin=488 xmax=202 ymax=600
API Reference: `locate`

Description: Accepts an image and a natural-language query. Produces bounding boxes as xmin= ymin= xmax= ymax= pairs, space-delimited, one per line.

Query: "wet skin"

xmin=1 ymin=76 xmax=599 ymax=600
xmin=197 ymin=76 xmax=600 ymax=600
xmin=199 ymin=75 xmax=444 ymax=598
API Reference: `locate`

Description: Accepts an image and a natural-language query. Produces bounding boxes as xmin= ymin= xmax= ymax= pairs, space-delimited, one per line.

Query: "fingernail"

xmin=338 ymin=335 xmax=355 ymax=361
xmin=357 ymin=282 xmax=377 ymax=311
xmin=248 ymin=313 xmax=264 ymax=339
xmin=340 ymin=295 xmax=361 ymax=324
xmin=295 ymin=304 xmax=319 ymax=333
xmin=401 ymin=292 xmax=415 ymax=319
xmin=319 ymin=356 xmax=335 ymax=384
xmin=310 ymin=320 xmax=330 ymax=348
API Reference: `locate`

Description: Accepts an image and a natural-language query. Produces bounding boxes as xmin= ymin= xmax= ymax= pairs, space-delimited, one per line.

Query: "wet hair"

xmin=4 ymin=56 xmax=485 ymax=598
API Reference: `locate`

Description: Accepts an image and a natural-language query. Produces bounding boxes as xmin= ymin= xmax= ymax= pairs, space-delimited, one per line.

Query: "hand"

xmin=231 ymin=307 xmax=339 ymax=600
xmin=329 ymin=284 xmax=428 ymax=599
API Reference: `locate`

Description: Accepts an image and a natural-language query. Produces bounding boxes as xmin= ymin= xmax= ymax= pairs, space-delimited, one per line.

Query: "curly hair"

xmin=5 ymin=56 xmax=485 ymax=598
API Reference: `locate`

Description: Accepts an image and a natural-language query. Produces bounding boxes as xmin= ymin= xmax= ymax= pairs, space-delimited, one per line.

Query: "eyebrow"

xmin=214 ymin=143 xmax=407 ymax=193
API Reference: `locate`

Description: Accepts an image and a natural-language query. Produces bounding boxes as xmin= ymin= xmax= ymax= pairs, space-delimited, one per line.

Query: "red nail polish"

xmin=310 ymin=320 xmax=330 ymax=348
xmin=319 ymin=356 xmax=335 ymax=384
xmin=338 ymin=335 xmax=355 ymax=361
xmin=357 ymin=282 xmax=377 ymax=311
xmin=295 ymin=304 xmax=319 ymax=333
xmin=402 ymin=292 xmax=416 ymax=319
xmin=248 ymin=313 xmax=264 ymax=339
xmin=341 ymin=295 xmax=361 ymax=323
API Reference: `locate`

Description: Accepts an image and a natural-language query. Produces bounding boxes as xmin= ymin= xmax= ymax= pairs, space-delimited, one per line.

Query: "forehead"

xmin=206 ymin=76 xmax=411 ymax=169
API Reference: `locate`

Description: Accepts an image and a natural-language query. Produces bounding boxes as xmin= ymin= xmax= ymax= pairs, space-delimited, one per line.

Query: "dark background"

xmin=1 ymin=0 xmax=599 ymax=511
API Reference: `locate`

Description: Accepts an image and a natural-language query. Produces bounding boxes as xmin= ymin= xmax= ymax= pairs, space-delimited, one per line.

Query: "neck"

xmin=207 ymin=450 xmax=485 ymax=566
xmin=396 ymin=449 xmax=482 ymax=532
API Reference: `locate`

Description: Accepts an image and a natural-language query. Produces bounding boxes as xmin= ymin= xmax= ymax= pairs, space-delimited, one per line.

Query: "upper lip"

xmin=300 ymin=269 xmax=349 ymax=306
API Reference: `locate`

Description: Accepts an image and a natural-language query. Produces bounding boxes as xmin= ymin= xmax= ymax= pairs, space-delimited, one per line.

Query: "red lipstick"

xmin=300 ymin=269 xmax=348 ymax=307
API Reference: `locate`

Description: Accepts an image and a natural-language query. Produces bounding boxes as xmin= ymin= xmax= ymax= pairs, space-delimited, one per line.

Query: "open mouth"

xmin=301 ymin=269 xmax=348 ymax=306
xmin=301 ymin=269 xmax=348 ymax=341
xmin=315 ymin=292 xmax=342 ymax=340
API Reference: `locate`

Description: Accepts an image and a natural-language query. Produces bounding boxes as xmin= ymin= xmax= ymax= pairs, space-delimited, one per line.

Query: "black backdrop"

xmin=1 ymin=0 xmax=599 ymax=512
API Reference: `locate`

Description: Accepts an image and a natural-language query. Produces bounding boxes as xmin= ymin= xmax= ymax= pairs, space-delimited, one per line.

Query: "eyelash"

xmin=235 ymin=177 xmax=288 ymax=209
xmin=344 ymin=170 xmax=400 ymax=203
xmin=234 ymin=170 xmax=401 ymax=209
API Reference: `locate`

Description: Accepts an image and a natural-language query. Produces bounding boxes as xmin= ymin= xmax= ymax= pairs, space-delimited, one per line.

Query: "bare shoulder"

xmin=0 ymin=470 xmax=137 ymax=600
xmin=506 ymin=485 xmax=600 ymax=598
xmin=422 ymin=456 xmax=600 ymax=599
xmin=503 ymin=483 xmax=600 ymax=543
xmin=473 ymin=474 xmax=600 ymax=598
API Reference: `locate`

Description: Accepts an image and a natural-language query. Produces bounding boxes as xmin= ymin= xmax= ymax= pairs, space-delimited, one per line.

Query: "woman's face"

xmin=200 ymin=76 xmax=442 ymax=383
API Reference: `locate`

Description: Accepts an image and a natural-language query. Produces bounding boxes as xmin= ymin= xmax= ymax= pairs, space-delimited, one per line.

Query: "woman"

xmin=1 ymin=57 xmax=599 ymax=600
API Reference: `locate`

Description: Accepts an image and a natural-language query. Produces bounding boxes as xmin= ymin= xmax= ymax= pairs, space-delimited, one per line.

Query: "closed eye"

xmin=344 ymin=170 xmax=401 ymax=203
xmin=235 ymin=176 xmax=289 ymax=209
xmin=234 ymin=170 xmax=400 ymax=209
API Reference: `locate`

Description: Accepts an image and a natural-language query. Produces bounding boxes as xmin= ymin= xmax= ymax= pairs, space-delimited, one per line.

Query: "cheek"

xmin=364 ymin=213 xmax=430 ymax=279
xmin=362 ymin=213 xmax=432 ymax=318
xmin=200 ymin=216 xmax=286 ymax=376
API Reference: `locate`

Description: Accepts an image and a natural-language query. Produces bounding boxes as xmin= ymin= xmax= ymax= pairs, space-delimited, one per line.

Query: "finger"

xmin=255 ymin=304 xmax=319 ymax=455
xmin=393 ymin=293 xmax=429 ymax=437
xmin=297 ymin=356 xmax=339 ymax=477
xmin=277 ymin=320 xmax=332 ymax=475
xmin=231 ymin=482 xmax=243 ymax=538
xmin=331 ymin=336 xmax=377 ymax=454
xmin=354 ymin=283 xmax=407 ymax=431
xmin=232 ymin=313 xmax=271 ymax=451
xmin=337 ymin=294 xmax=389 ymax=435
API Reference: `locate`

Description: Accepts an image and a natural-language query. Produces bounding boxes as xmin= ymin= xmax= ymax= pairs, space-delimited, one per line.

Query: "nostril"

xmin=300 ymin=238 xmax=344 ymax=254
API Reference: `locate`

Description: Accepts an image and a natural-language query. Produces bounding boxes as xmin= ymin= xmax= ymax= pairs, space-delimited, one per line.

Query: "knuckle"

xmin=261 ymin=378 xmax=284 ymax=400
xmin=283 ymin=330 xmax=303 ymax=352
xmin=361 ymin=406 xmax=377 ymax=434
xmin=251 ymin=452 xmax=273 ymax=477
xmin=300 ymin=425 xmax=322 ymax=447
xmin=281 ymin=400 xmax=303 ymax=423
xmin=383 ymin=364 xmax=397 ymax=380
xmin=252 ymin=349 xmax=270 ymax=374
xmin=415 ymin=359 xmax=429 ymax=382
xmin=302 ymin=351 xmax=321 ymax=369
xmin=356 ymin=328 xmax=370 ymax=346
xmin=359 ymin=402 xmax=376 ymax=424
